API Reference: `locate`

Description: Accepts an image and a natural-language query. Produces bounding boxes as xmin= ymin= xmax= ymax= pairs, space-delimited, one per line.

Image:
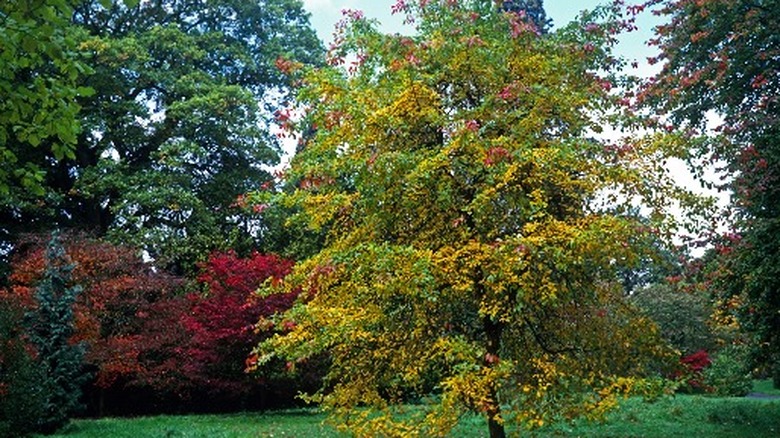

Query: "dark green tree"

xmin=3 ymin=0 xmax=323 ymax=274
xmin=501 ymin=0 xmax=551 ymax=33
xmin=0 ymin=300 xmax=48 ymax=438
xmin=630 ymin=283 xmax=716 ymax=355
xmin=23 ymin=232 xmax=88 ymax=433
xmin=72 ymin=0 xmax=323 ymax=273
xmin=645 ymin=0 xmax=780 ymax=385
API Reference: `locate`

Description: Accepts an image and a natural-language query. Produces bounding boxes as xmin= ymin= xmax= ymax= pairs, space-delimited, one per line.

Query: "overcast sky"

xmin=301 ymin=0 xmax=664 ymax=76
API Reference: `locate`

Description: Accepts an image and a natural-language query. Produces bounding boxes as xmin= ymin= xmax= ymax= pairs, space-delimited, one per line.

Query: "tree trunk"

xmin=99 ymin=388 xmax=105 ymax=417
xmin=486 ymin=403 xmax=506 ymax=438
xmin=484 ymin=315 xmax=506 ymax=438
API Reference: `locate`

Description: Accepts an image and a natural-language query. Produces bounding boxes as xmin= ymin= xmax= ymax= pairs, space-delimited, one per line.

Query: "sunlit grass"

xmin=42 ymin=410 xmax=342 ymax=438
xmin=39 ymin=393 xmax=780 ymax=437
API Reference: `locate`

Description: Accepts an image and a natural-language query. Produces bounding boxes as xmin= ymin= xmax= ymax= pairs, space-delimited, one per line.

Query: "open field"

xmin=39 ymin=382 xmax=780 ymax=438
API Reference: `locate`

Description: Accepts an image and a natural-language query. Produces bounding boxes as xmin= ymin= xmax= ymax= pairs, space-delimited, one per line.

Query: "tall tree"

xmin=3 ymin=0 xmax=323 ymax=274
xmin=643 ymin=0 xmax=780 ymax=383
xmin=251 ymin=2 xmax=696 ymax=436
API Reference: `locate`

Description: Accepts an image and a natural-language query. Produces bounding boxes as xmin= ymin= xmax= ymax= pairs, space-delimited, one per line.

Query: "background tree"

xmin=3 ymin=233 xmax=185 ymax=415
xmin=630 ymin=282 xmax=716 ymax=355
xmin=644 ymin=0 xmax=780 ymax=385
xmin=3 ymin=235 xmax=307 ymax=415
xmin=1 ymin=0 xmax=324 ymax=275
xmin=501 ymin=0 xmax=552 ymax=33
xmin=252 ymin=2 xmax=698 ymax=436
xmin=616 ymin=218 xmax=683 ymax=296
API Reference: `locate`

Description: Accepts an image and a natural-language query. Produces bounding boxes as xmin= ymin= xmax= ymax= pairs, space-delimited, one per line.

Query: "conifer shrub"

xmin=22 ymin=232 xmax=89 ymax=433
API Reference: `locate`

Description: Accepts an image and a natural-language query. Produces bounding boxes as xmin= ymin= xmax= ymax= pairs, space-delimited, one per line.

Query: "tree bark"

xmin=99 ymin=388 xmax=105 ymax=418
xmin=484 ymin=315 xmax=506 ymax=438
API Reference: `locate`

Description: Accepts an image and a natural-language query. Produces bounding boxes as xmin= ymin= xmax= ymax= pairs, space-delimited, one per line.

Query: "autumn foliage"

xmin=251 ymin=2 xmax=697 ymax=436
xmin=1 ymin=234 xmax=186 ymax=410
xmin=1 ymin=234 xmax=300 ymax=414
xmin=644 ymin=0 xmax=780 ymax=384
xmin=678 ymin=350 xmax=712 ymax=392
xmin=179 ymin=251 xmax=296 ymax=399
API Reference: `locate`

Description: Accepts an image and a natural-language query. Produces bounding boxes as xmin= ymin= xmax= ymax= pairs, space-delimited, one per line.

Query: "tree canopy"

xmin=252 ymin=2 xmax=699 ymax=436
xmin=501 ymin=0 xmax=551 ymax=33
xmin=1 ymin=0 xmax=324 ymax=274
xmin=644 ymin=0 xmax=780 ymax=381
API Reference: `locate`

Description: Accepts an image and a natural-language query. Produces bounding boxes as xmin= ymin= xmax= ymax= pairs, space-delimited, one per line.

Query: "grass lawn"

xmin=40 ymin=409 xmax=340 ymax=438
xmin=543 ymin=393 xmax=780 ymax=437
xmin=40 ymin=386 xmax=780 ymax=437
xmin=752 ymin=378 xmax=780 ymax=396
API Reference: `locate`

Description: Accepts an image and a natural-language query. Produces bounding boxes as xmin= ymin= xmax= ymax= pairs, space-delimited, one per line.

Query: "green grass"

xmin=752 ymin=378 xmax=780 ymax=396
xmin=39 ymin=395 xmax=780 ymax=438
xmin=41 ymin=410 xmax=342 ymax=438
xmin=542 ymin=395 xmax=780 ymax=437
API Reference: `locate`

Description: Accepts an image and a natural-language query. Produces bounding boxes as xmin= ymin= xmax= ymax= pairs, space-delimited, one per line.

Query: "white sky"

xmin=301 ymin=0 xmax=665 ymax=77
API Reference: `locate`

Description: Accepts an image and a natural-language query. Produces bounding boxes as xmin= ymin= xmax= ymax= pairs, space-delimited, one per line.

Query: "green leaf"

xmin=21 ymin=37 xmax=38 ymax=54
xmin=76 ymin=86 xmax=95 ymax=97
xmin=28 ymin=134 xmax=41 ymax=147
xmin=52 ymin=144 xmax=66 ymax=160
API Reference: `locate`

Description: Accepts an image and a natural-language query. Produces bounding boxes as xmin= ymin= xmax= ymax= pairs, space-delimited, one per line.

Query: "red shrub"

xmin=681 ymin=349 xmax=712 ymax=372
xmin=179 ymin=251 xmax=296 ymax=397
xmin=677 ymin=349 xmax=713 ymax=392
